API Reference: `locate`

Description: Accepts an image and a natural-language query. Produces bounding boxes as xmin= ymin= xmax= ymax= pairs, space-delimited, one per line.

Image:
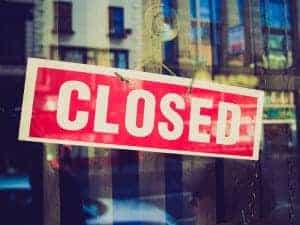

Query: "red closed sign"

xmin=19 ymin=58 xmax=264 ymax=160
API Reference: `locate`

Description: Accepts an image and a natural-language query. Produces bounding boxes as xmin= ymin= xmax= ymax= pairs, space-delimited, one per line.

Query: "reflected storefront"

xmin=263 ymin=91 xmax=297 ymax=153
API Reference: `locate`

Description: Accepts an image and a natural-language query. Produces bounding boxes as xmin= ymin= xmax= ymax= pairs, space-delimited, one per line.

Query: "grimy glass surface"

xmin=0 ymin=1 xmax=299 ymax=225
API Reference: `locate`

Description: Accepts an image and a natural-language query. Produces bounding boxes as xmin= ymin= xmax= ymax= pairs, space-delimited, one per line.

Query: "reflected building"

xmin=41 ymin=0 xmax=300 ymax=224
xmin=37 ymin=0 xmax=142 ymax=69
xmin=159 ymin=0 xmax=300 ymax=224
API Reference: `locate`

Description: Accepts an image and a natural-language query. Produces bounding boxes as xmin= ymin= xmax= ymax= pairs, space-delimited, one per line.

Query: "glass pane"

xmin=110 ymin=7 xmax=124 ymax=33
xmin=199 ymin=0 xmax=210 ymax=22
xmin=2 ymin=1 xmax=300 ymax=225
xmin=162 ymin=0 xmax=172 ymax=18
xmin=228 ymin=26 xmax=245 ymax=54
xmin=261 ymin=0 xmax=292 ymax=30
xmin=267 ymin=34 xmax=292 ymax=69
xmin=268 ymin=35 xmax=284 ymax=51
xmin=117 ymin=52 xmax=128 ymax=68
xmin=189 ymin=0 xmax=197 ymax=18
xmin=63 ymin=50 xmax=85 ymax=63
xmin=190 ymin=22 xmax=198 ymax=42
xmin=227 ymin=0 xmax=244 ymax=27
xmin=200 ymin=25 xmax=210 ymax=42
xmin=267 ymin=0 xmax=291 ymax=29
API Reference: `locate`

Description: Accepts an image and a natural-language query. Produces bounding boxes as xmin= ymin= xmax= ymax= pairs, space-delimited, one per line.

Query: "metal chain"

xmin=258 ymin=0 xmax=270 ymax=89
xmin=287 ymin=156 xmax=297 ymax=225
xmin=283 ymin=0 xmax=290 ymax=73
xmin=248 ymin=0 xmax=256 ymax=74
xmin=234 ymin=161 xmax=260 ymax=225
xmin=246 ymin=161 xmax=260 ymax=224
xmin=264 ymin=0 xmax=271 ymax=73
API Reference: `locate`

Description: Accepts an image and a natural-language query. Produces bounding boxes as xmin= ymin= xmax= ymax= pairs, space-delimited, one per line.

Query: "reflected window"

xmin=189 ymin=0 xmax=197 ymax=18
xmin=200 ymin=24 xmax=211 ymax=42
xmin=189 ymin=0 xmax=221 ymax=66
xmin=190 ymin=23 xmax=198 ymax=42
xmin=162 ymin=0 xmax=172 ymax=17
xmin=53 ymin=47 xmax=87 ymax=63
xmin=226 ymin=0 xmax=245 ymax=66
xmin=53 ymin=1 xmax=73 ymax=34
xmin=62 ymin=49 xmax=86 ymax=63
xmin=260 ymin=0 xmax=293 ymax=69
xmin=228 ymin=25 xmax=245 ymax=56
xmin=51 ymin=47 xmax=100 ymax=65
xmin=109 ymin=7 xmax=125 ymax=38
xmin=189 ymin=0 xmax=221 ymax=22
xmin=110 ymin=50 xmax=128 ymax=68
xmin=227 ymin=0 xmax=244 ymax=26
xmin=163 ymin=41 xmax=176 ymax=64
xmin=161 ymin=0 xmax=178 ymax=71
xmin=199 ymin=0 xmax=210 ymax=22
xmin=261 ymin=0 xmax=291 ymax=30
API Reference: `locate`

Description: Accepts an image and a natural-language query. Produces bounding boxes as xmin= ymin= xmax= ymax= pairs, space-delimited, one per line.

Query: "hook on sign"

xmin=114 ymin=72 xmax=130 ymax=83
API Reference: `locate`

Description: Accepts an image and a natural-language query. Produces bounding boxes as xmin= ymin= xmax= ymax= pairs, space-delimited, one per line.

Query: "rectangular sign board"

xmin=19 ymin=58 xmax=264 ymax=160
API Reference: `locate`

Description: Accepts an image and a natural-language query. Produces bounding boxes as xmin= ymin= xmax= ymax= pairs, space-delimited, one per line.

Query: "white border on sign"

xmin=19 ymin=58 xmax=264 ymax=161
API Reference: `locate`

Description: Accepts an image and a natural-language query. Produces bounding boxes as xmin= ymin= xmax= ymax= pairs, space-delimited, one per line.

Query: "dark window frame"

xmin=51 ymin=46 xmax=88 ymax=63
xmin=53 ymin=1 xmax=74 ymax=35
